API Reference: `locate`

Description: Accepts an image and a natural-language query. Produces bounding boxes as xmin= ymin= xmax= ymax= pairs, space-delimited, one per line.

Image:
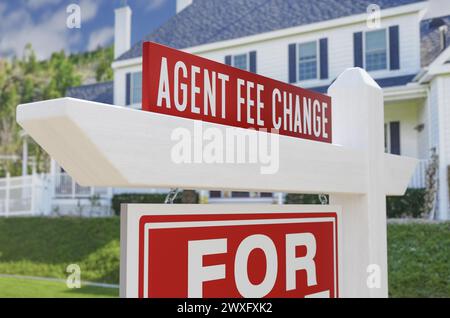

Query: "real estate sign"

xmin=17 ymin=42 xmax=418 ymax=298
xmin=120 ymin=204 xmax=341 ymax=298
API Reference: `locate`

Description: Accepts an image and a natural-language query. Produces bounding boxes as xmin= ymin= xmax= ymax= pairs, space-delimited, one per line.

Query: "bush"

xmin=284 ymin=193 xmax=327 ymax=205
xmin=111 ymin=191 xmax=199 ymax=216
xmin=0 ymin=217 xmax=120 ymax=284
xmin=386 ymin=188 xmax=426 ymax=218
xmin=285 ymin=189 xmax=426 ymax=219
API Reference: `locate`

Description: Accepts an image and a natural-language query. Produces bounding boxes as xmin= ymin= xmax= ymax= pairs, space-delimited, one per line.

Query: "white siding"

xmin=417 ymin=98 xmax=429 ymax=159
xmin=198 ymin=12 xmax=421 ymax=88
xmin=114 ymin=63 xmax=142 ymax=107
xmin=440 ymin=76 xmax=450 ymax=162
xmin=113 ymin=11 xmax=422 ymax=105
xmin=384 ymin=100 xmax=421 ymax=158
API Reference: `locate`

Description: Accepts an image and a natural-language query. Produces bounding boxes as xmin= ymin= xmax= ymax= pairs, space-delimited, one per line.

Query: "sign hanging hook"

xmin=319 ymin=193 xmax=328 ymax=205
xmin=165 ymin=188 xmax=181 ymax=204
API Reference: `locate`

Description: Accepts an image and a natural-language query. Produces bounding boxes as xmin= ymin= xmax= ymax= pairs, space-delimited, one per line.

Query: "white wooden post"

xmin=5 ymin=172 xmax=10 ymax=217
xmin=31 ymin=169 xmax=36 ymax=215
xmin=276 ymin=192 xmax=283 ymax=205
xmin=328 ymin=68 xmax=388 ymax=297
xmin=22 ymin=135 xmax=28 ymax=176
xmin=72 ymin=178 xmax=75 ymax=199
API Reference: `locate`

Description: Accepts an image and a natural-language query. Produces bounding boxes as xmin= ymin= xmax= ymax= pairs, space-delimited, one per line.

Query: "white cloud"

xmin=0 ymin=0 xmax=101 ymax=60
xmin=26 ymin=0 xmax=62 ymax=10
xmin=80 ymin=0 xmax=100 ymax=22
xmin=87 ymin=26 xmax=114 ymax=51
xmin=139 ymin=0 xmax=167 ymax=11
xmin=0 ymin=3 xmax=7 ymax=15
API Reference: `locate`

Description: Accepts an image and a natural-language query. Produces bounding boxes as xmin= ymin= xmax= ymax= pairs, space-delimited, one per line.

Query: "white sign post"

xmin=329 ymin=68 xmax=390 ymax=297
xmin=16 ymin=67 xmax=417 ymax=298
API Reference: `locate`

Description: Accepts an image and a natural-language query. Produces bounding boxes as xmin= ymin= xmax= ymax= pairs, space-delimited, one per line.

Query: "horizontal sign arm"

xmin=17 ymin=97 xmax=416 ymax=195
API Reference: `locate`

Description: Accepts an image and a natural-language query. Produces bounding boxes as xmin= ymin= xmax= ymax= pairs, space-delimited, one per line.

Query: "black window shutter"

xmin=125 ymin=73 xmax=131 ymax=105
xmin=390 ymin=121 xmax=401 ymax=155
xmin=224 ymin=55 xmax=232 ymax=66
xmin=353 ymin=32 xmax=363 ymax=68
xmin=249 ymin=51 xmax=257 ymax=73
xmin=319 ymin=38 xmax=328 ymax=79
xmin=288 ymin=43 xmax=297 ymax=83
xmin=389 ymin=25 xmax=400 ymax=70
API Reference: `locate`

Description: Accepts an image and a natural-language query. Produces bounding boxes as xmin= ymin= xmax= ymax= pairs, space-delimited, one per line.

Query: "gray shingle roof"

xmin=117 ymin=0 xmax=425 ymax=61
xmin=421 ymin=15 xmax=450 ymax=66
xmin=66 ymin=81 xmax=113 ymax=104
xmin=310 ymin=74 xmax=418 ymax=93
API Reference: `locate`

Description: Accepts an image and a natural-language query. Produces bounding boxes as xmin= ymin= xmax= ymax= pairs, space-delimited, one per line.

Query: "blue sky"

xmin=0 ymin=0 xmax=176 ymax=60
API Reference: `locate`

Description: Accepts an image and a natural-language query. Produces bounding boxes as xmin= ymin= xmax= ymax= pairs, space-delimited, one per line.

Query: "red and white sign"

xmin=142 ymin=42 xmax=332 ymax=143
xmin=120 ymin=205 xmax=341 ymax=298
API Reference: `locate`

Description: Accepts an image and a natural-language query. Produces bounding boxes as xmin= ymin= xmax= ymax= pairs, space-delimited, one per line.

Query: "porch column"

xmin=22 ymin=133 xmax=28 ymax=176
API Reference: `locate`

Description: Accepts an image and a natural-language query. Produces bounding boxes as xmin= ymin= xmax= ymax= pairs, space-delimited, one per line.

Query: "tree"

xmin=95 ymin=46 xmax=114 ymax=82
xmin=0 ymin=44 xmax=113 ymax=176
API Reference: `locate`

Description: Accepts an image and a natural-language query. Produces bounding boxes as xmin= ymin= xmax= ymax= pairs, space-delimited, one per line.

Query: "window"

xmin=231 ymin=191 xmax=250 ymax=198
xmin=131 ymin=71 xmax=142 ymax=105
xmin=365 ymin=29 xmax=387 ymax=71
xmin=384 ymin=121 xmax=400 ymax=155
xmin=209 ymin=191 xmax=222 ymax=198
xmin=233 ymin=54 xmax=248 ymax=70
xmin=298 ymin=41 xmax=318 ymax=81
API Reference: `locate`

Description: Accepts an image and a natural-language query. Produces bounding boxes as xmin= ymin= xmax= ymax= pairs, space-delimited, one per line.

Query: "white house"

xmin=59 ymin=0 xmax=450 ymax=219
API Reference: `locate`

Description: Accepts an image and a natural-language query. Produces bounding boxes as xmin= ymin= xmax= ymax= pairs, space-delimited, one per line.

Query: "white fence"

xmin=54 ymin=173 xmax=110 ymax=198
xmin=0 ymin=173 xmax=46 ymax=216
xmin=0 ymin=173 xmax=113 ymax=217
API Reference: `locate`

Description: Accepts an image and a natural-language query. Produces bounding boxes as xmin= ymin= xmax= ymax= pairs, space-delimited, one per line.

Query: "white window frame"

xmin=384 ymin=123 xmax=390 ymax=153
xmin=297 ymin=40 xmax=320 ymax=83
xmin=364 ymin=28 xmax=390 ymax=73
xmin=130 ymin=71 xmax=142 ymax=109
xmin=232 ymin=53 xmax=250 ymax=71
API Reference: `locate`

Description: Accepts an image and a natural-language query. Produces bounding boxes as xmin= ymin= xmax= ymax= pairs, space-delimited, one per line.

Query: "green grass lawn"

xmin=0 ymin=217 xmax=448 ymax=298
xmin=0 ymin=276 xmax=118 ymax=298
xmin=387 ymin=221 xmax=450 ymax=297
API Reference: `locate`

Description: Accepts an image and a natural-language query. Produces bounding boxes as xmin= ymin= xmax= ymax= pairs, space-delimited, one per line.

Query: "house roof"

xmin=66 ymin=81 xmax=113 ymax=104
xmin=117 ymin=0 xmax=425 ymax=61
xmin=421 ymin=15 xmax=450 ymax=66
xmin=310 ymin=74 xmax=418 ymax=93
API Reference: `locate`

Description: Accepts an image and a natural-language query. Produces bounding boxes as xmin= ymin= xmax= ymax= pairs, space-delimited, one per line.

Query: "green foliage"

xmin=285 ymin=189 xmax=426 ymax=219
xmin=388 ymin=222 xmax=450 ymax=297
xmin=387 ymin=188 xmax=426 ymax=218
xmin=0 ymin=276 xmax=118 ymax=298
xmin=0 ymin=44 xmax=114 ymax=177
xmin=95 ymin=47 xmax=114 ymax=82
xmin=0 ymin=217 xmax=448 ymax=297
xmin=284 ymin=193 xmax=327 ymax=204
xmin=111 ymin=193 xmax=191 ymax=216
